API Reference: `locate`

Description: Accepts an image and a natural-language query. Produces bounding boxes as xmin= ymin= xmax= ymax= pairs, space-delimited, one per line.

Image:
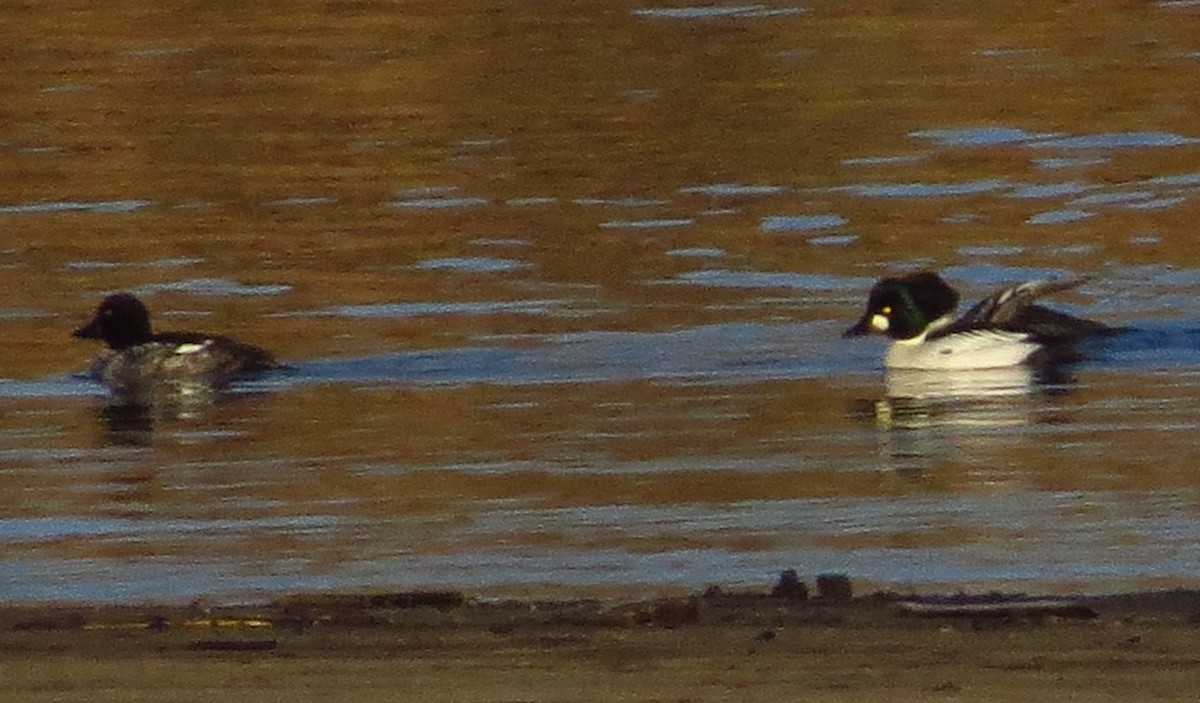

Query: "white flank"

xmin=884 ymin=329 xmax=1037 ymax=370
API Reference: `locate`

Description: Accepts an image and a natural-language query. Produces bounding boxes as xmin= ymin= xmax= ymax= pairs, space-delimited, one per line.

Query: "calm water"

xmin=4 ymin=1 xmax=1200 ymax=603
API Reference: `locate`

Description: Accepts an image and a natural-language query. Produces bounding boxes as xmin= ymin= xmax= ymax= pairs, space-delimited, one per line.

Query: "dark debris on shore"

xmin=3 ymin=572 xmax=1200 ymax=646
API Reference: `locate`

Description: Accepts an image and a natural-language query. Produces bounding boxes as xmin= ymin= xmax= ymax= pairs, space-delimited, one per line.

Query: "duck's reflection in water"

xmin=854 ymin=364 xmax=1078 ymax=463
xmin=877 ymin=365 xmax=1038 ymax=429
xmin=97 ymin=402 xmax=156 ymax=447
xmin=92 ymin=388 xmax=261 ymax=448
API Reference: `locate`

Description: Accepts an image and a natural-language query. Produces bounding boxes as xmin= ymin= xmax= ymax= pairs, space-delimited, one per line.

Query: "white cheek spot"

xmin=870 ymin=314 xmax=889 ymax=332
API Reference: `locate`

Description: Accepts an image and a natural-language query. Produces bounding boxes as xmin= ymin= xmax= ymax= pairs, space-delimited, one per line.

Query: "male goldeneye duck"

xmin=843 ymin=271 xmax=1111 ymax=370
xmin=73 ymin=292 xmax=279 ymax=400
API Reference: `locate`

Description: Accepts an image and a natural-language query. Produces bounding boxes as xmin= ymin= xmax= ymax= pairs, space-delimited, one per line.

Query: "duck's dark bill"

xmin=73 ymin=320 xmax=100 ymax=340
xmin=843 ymin=315 xmax=873 ymax=338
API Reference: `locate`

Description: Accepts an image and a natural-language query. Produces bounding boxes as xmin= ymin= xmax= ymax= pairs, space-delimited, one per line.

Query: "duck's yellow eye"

xmin=880 ymin=306 xmax=891 ymax=315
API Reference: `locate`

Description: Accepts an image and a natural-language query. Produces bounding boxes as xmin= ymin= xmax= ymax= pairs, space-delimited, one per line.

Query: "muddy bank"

xmin=4 ymin=581 xmax=1200 ymax=702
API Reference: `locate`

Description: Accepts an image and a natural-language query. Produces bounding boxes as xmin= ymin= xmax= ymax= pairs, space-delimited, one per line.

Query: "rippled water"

xmin=4 ymin=1 xmax=1200 ymax=603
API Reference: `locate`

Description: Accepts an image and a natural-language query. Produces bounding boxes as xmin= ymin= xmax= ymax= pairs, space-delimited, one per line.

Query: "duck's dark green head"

xmin=843 ymin=272 xmax=960 ymax=340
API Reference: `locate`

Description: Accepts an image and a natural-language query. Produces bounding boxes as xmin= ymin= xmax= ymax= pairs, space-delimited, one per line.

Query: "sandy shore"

xmin=4 ymin=584 xmax=1200 ymax=702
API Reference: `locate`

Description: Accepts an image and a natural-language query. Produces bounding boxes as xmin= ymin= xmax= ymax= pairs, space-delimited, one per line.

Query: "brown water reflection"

xmin=4 ymin=1 xmax=1200 ymax=600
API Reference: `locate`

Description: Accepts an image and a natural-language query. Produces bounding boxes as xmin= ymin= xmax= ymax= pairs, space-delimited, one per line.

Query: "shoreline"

xmin=4 ymin=579 xmax=1200 ymax=701
xmin=10 ymin=578 xmax=1200 ymax=610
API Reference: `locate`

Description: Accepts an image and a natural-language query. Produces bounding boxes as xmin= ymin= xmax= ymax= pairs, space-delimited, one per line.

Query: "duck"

xmin=73 ymin=292 xmax=279 ymax=400
xmin=843 ymin=271 xmax=1111 ymax=370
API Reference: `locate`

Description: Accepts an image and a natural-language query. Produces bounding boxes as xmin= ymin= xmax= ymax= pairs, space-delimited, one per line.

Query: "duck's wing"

xmin=958 ymin=278 xmax=1090 ymax=327
xmin=153 ymin=332 xmax=280 ymax=374
xmin=931 ymin=278 xmax=1107 ymax=342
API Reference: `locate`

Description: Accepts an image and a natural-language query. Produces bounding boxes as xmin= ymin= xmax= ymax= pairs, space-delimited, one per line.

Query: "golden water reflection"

xmin=3 ymin=1 xmax=1200 ymax=599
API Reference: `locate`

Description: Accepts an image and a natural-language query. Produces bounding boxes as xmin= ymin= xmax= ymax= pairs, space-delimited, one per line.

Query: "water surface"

xmin=3 ymin=0 xmax=1200 ymax=602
